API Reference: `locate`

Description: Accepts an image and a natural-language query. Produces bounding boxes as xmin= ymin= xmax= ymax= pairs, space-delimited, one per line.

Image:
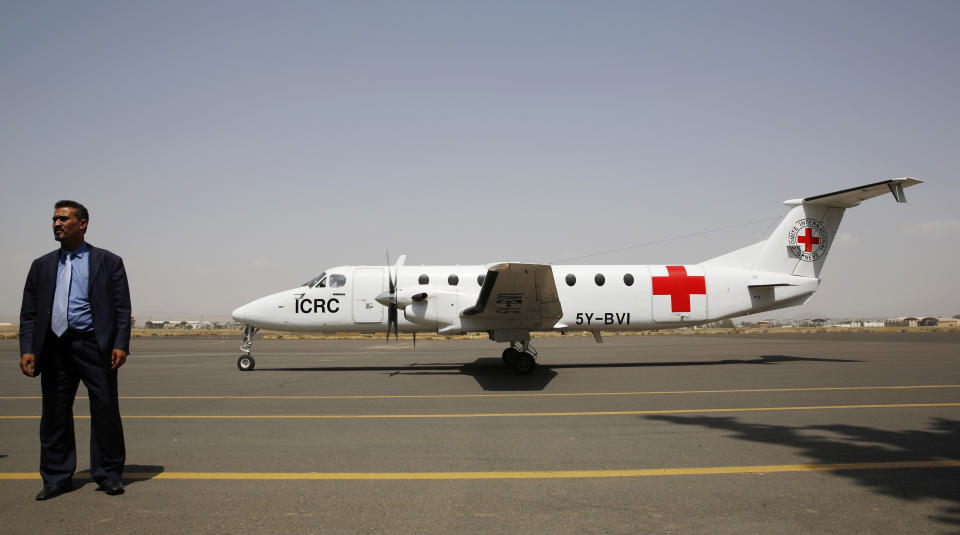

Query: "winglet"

xmin=888 ymin=181 xmax=908 ymax=203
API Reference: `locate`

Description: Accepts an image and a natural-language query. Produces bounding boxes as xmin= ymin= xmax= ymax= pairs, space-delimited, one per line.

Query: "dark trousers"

xmin=39 ymin=331 xmax=125 ymax=487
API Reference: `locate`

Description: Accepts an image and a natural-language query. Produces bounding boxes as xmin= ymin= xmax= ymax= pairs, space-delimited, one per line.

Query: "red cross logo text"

xmin=652 ymin=266 xmax=706 ymax=313
xmin=796 ymin=227 xmax=820 ymax=252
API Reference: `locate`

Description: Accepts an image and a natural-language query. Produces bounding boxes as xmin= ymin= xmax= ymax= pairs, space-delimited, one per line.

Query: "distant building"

xmin=832 ymin=320 xmax=879 ymax=328
xmin=884 ymin=317 xmax=953 ymax=327
xmin=144 ymin=320 xmax=213 ymax=329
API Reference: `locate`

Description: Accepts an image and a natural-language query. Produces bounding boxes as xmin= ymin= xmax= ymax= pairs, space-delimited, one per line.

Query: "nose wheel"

xmin=237 ymin=325 xmax=259 ymax=371
xmin=237 ymin=354 xmax=256 ymax=371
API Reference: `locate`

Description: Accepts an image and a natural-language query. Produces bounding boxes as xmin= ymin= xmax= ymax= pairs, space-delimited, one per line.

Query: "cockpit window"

xmin=303 ymin=272 xmax=326 ymax=288
xmin=328 ymin=274 xmax=347 ymax=288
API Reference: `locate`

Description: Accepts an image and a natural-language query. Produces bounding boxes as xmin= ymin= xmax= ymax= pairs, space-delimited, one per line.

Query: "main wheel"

xmin=513 ymin=352 xmax=536 ymax=375
xmin=237 ymin=354 xmax=256 ymax=371
xmin=502 ymin=347 xmax=520 ymax=365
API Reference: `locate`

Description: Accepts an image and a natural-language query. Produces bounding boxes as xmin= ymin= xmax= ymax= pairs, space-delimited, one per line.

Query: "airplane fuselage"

xmin=232 ymin=263 xmax=818 ymax=334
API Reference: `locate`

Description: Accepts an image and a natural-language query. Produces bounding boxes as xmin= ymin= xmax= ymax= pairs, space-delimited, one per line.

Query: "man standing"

xmin=19 ymin=200 xmax=131 ymax=500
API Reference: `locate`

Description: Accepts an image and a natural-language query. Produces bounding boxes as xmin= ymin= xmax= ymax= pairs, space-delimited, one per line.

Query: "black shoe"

xmin=98 ymin=481 xmax=124 ymax=495
xmin=35 ymin=482 xmax=72 ymax=501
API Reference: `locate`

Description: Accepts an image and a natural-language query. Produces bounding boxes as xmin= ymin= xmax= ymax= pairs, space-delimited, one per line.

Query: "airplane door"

xmin=352 ymin=268 xmax=385 ymax=323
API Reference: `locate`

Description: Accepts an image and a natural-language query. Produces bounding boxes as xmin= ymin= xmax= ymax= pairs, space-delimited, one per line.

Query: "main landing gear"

xmin=501 ymin=341 xmax=537 ymax=375
xmin=238 ymin=325 xmax=259 ymax=371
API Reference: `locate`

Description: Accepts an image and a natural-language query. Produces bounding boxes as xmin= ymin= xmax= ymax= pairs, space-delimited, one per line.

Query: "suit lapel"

xmin=41 ymin=250 xmax=60 ymax=312
xmin=88 ymin=244 xmax=103 ymax=294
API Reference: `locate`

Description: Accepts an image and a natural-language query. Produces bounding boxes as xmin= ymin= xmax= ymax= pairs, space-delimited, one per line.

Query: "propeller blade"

xmin=385 ymin=250 xmax=397 ymax=343
xmin=387 ymin=304 xmax=397 ymax=343
xmin=387 ymin=251 xmax=396 ymax=294
xmin=383 ymin=253 xmax=407 ymax=345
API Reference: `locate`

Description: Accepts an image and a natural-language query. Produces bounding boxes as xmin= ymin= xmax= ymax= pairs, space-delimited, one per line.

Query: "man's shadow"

xmin=75 ymin=464 xmax=165 ymax=487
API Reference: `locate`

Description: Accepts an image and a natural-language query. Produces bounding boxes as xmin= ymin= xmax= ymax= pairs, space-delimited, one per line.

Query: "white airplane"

xmin=232 ymin=178 xmax=921 ymax=373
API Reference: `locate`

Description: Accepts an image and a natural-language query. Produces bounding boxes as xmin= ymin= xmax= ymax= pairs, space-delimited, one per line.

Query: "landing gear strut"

xmin=237 ymin=325 xmax=259 ymax=371
xmin=501 ymin=341 xmax=537 ymax=375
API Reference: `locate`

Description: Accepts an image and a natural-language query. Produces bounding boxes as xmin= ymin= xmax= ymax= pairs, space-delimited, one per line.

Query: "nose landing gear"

xmin=237 ymin=325 xmax=259 ymax=371
xmin=501 ymin=341 xmax=537 ymax=374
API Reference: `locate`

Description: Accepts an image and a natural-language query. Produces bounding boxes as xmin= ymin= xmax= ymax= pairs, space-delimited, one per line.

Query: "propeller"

xmin=378 ymin=253 xmax=406 ymax=343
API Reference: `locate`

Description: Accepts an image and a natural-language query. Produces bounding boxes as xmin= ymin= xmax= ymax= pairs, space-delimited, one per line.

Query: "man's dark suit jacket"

xmin=20 ymin=243 xmax=132 ymax=368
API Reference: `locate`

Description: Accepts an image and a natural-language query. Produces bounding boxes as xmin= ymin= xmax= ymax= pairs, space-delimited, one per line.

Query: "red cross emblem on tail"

xmin=788 ymin=218 xmax=828 ymax=262
xmin=652 ymin=265 xmax=706 ymax=313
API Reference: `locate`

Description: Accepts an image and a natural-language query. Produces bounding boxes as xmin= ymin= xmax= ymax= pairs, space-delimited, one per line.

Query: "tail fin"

xmin=705 ymin=178 xmax=921 ymax=278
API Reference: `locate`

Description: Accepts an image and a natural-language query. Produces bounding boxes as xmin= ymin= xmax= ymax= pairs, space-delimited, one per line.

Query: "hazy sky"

xmin=2 ymin=1 xmax=958 ymax=323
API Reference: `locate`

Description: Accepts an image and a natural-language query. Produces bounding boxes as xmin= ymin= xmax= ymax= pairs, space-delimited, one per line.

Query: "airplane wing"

xmin=461 ymin=263 xmax=562 ymax=331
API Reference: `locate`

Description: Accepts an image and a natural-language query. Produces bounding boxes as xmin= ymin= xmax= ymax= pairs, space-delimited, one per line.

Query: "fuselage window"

xmin=595 ymin=273 xmax=605 ymax=286
xmin=418 ymin=274 xmax=429 ymax=285
xmin=565 ymin=274 xmax=576 ymax=286
xmin=448 ymin=274 xmax=459 ymax=286
xmin=623 ymin=273 xmax=635 ymax=286
xmin=477 ymin=274 xmax=485 ymax=286
xmin=328 ymin=274 xmax=347 ymax=288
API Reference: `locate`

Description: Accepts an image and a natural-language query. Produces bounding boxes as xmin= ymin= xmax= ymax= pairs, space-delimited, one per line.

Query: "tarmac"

xmin=1 ymin=332 xmax=959 ymax=534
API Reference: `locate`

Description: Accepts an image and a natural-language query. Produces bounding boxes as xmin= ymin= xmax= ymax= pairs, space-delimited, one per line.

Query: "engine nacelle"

xmin=403 ymin=289 xmax=474 ymax=333
xmin=394 ymin=287 xmax=428 ymax=309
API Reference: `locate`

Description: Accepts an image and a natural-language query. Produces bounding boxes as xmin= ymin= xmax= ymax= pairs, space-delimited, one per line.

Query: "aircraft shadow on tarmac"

xmin=645 ymin=414 xmax=960 ymax=528
xmin=258 ymin=354 xmax=859 ymax=392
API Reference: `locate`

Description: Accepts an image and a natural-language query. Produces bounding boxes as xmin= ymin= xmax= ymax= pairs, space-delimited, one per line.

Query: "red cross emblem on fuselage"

xmin=652 ymin=266 xmax=706 ymax=313
xmin=797 ymin=227 xmax=820 ymax=252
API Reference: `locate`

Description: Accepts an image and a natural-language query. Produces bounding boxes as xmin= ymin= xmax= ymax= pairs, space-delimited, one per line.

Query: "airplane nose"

xmin=231 ymin=305 xmax=246 ymax=323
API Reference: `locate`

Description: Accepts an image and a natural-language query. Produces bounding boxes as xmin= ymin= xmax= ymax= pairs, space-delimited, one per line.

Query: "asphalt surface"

xmin=2 ymin=332 xmax=959 ymax=534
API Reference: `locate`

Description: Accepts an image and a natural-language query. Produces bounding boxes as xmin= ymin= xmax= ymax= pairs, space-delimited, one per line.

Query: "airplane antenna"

xmin=548 ymin=214 xmax=783 ymax=264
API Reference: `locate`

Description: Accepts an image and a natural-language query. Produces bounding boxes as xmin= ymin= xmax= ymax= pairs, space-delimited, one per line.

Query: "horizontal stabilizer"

xmin=784 ymin=178 xmax=922 ymax=208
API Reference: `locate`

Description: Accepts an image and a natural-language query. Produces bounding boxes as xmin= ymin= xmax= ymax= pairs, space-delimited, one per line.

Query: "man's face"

xmin=52 ymin=207 xmax=87 ymax=244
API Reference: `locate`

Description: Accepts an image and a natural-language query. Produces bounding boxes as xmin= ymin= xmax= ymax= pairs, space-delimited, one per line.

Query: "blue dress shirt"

xmin=58 ymin=242 xmax=93 ymax=331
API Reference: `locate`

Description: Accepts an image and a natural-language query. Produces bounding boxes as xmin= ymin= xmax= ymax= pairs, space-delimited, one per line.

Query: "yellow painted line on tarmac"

xmin=2 ymin=402 xmax=960 ymax=420
xmin=2 ymin=384 xmax=959 ymax=400
xmin=2 ymin=460 xmax=959 ymax=481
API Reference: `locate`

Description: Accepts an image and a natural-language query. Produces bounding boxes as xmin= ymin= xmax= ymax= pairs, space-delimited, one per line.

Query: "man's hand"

xmin=20 ymin=354 xmax=37 ymax=377
xmin=110 ymin=349 xmax=127 ymax=370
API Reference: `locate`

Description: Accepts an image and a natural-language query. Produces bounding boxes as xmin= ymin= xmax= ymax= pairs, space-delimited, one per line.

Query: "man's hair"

xmin=55 ymin=200 xmax=89 ymax=222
